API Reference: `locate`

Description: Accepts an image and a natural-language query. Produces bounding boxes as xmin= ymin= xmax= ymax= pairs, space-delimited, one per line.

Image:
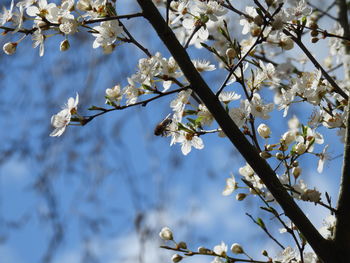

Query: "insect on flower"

xmin=154 ymin=114 xmax=173 ymax=136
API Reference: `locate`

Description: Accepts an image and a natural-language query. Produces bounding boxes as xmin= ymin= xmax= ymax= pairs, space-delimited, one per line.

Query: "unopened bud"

xmin=3 ymin=42 xmax=17 ymax=55
xmin=292 ymin=167 xmax=302 ymax=178
xmin=236 ymin=193 xmax=247 ymax=201
xmin=177 ymin=241 xmax=187 ymax=249
xmin=253 ymin=15 xmax=263 ymax=26
xmin=60 ymin=39 xmax=70 ymax=51
xmin=311 ymin=37 xmax=319 ymax=43
xmin=172 ymin=254 xmax=183 ymax=263
xmin=170 ymin=1 xmax=179 ymax=10
xmin=310 ymin=30 xmax=318 ymax=37
xmin=231 ymin=243 xmax=244 ymax=254
xmin=280 ymin=37 xmax=294 ymax=50
xmin=276 ymin=152 xmax=284 ymax=160
xmin=309 ymin=22 xmax=318 ymax=30
xmin=251 ymin=26 xmax=261 ymax=37
xmin=295 ymin=142 xmax=307 ymax=155
xmin=159 ymin=227 xmax=173 ymax=240
xmin=266 ymin=144 xmax=275 ymax=151
xmin=257 ymin=123 xmax=271 ymax=138
xmin=272 ymin=17 xmax=284 ymax=30
xmin=282 ymin=131 xmax=296 ymax=145
xmin=198 ymin=247 xmax=211 ymax=254
xmin=226 ymin=48 xmax=236 ymax=59
xmin=262 ymin=250 xmax=269 ymax=256
xmin=77 ymin=0 xmax=92 ymax=11
xmin=260 ymin=151 xmax=272 ymax=159
xmin=292 ymin=161 xmax=299 ymax=167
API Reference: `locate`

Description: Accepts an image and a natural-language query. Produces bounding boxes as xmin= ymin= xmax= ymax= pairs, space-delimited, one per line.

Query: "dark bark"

xmin=334 ymin=0 xmax=350 ymax=258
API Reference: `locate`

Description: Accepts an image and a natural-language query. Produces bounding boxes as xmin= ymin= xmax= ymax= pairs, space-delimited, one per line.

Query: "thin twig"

xmin=79 ymin=87 xmax=188 ymax=125
xmin=246 ymin=213 xmax=285 ymax=250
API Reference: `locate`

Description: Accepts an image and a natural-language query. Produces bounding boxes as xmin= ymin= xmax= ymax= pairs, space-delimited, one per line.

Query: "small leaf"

xmin=256 ymin=217 xmax=266 ymax=229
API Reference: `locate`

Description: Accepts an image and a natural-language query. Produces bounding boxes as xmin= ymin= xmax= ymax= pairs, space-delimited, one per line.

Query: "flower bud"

xmin=172 ymin=254 xmax=183 ymax=263
xmin=3 ymin=42 xmax=17 ymax=55
xmin=266 ymin=144 xmax=275 ymax=151
xmin=231 ymin=243 xmax=244 ymax=254
xmin=257 ymin=123 xmax=271 ymax=139
xmin=292 ymin=161 xmax=299 ymax=167
xmin=226 ymin=48 xmax=236 ymax=59
xmin=292 ymin=167 xmax=302 ymax=178
xmin=280 ymin=37 xmax=294 ymax=50
xmin=77 ymin=0 xmax=92 ymax=11
xmin=282 ymin=131 xmax=296 ymax=145
xmin=260 ymin=151 xmax=272 ymax=159
xmin=60 ymin=39 xmax=70 ymax=51
xmin=310 ymin=30 xmax=318 ymax=37
xmin=251 ymin=26 xmax=261 ymax=37
xmin=198 ymin=247 xmax=211 ymax=254
xmin=236 ymin=193 xmax=246 ymax=201
xmin=276 ymin=152 xmax=284 ymax=160
xmin=177 ymin=241 xmax=187 ymax=249
xmin=295 ymin=142 xmax=307 ymax=155
xmin=271 ymin=17 xmax=284 ymax=30
xmin=253 ymin=15 xmax=263 ymax=26
xmin=309 ymin=22 xmax=318 ymax=30
xmin=261 ymin=250 xmax=268 ymax=256
xmin=159 ymin=227 xmax=173 ymax=240
xmin=311 ymin=37 xmax=319 ymax=43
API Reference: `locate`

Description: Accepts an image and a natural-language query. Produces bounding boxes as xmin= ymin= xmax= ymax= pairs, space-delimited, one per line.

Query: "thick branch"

xmin=334 ymin=0 xmax=350 ymax=257
xmin=136 ymin=0 xmax=332 ymax=261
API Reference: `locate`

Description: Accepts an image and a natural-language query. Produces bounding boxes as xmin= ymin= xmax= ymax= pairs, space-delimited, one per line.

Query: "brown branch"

xmin=82 ymin=13 xmax=144 ymax=25
xmin=160 ymin=245 xmax=269 ymax=263
xmin=334 ymin=0 xmax=350 ymax=258
xmin=79 ymin=86 xmax=188 ymax=125
xmin=136 ymin=0 xmax=333 ymax=261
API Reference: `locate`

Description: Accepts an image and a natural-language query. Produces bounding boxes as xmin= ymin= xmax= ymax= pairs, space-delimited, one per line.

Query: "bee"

xmin=154 ymin=114 xmax=173 ymax=136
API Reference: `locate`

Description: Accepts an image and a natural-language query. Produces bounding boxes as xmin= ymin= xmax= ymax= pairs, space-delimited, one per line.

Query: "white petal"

xmin=50 ymin=127 xmax=66 ymax=137
xmin=192 ymin=136 xmax=204 ymax=150
xmin=198 ymin=27 xmax=209 ymax=40
xmin=181 ymin=141 xmax=191 ymax=155
xmin=26 ymin=6 xmax=39 ymax=16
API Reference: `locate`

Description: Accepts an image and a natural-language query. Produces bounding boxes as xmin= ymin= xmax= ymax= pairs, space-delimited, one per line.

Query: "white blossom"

xmin=213 ymin=241 xmax=227 ymax=256
xmin=222 ymin=173 xmax=237 ymax=196
xmin=50 ymin=93 xmax=79 ymax=137
xmin=92 ymin=20 xmax=123 ymax=49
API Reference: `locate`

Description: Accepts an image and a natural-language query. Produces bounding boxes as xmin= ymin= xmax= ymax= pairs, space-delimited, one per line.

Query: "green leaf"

xmin=256 ymin=217 xmax=266 ymax=229
xmin=142 ymin=84 xmax=154 ymax=91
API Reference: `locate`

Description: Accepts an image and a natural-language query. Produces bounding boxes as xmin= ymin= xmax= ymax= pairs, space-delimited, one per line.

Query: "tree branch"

xmin=334 ymin=0 xmax=350 ymax=257
xmin=136 ymin=0 xmax=333 ymax=261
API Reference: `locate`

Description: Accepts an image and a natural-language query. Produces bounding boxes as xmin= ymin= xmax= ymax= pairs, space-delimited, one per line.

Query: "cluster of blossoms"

xmin=223 ymin=114 xmax=330 ymax=207
xmin=1 ymin=0 xmax=125 ymax=56
xmin=3 ymin=0 xmax=349 ymax=262
xmin=159 ymin=226 xmax=339 ymax=262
